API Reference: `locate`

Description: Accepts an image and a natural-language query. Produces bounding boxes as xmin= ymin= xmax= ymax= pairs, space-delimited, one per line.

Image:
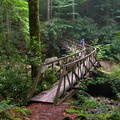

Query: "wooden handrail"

xmin=28 ymin=39 xmax=100 ymax=102
xmin=27 ymin=39 xmax=83 ymax=100
xmin=54 ymin=41 xmax=100 ymax=104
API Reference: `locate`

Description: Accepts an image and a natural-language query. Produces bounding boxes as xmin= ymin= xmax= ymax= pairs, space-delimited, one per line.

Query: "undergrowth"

xmin=0 ymin=100 xmax=31 ymax=120
xmin=65 ymin=64 xmax=120 ymax=120
xmin=66 ymin=96 xmax=120 ymax=120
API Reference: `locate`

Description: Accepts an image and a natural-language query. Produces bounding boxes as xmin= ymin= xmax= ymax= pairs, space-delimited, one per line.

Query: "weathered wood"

xmin=30 ymin=68 xmax=77 ymax=103
xmin=30 ymin=39 xmax=101 ymax=104
xmin=54 ymin=58 xmax=94 ymax=104
xmin=30 ymin=84 xmax=58 ymax=103
xmin=27 ymin=65 xmax=46 ymax=100
xmin=57 ymin=89 xmax=76 ymax=105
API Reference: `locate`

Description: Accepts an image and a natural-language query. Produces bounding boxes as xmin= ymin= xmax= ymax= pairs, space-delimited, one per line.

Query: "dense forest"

xmin=0 ymin=0 xmax=120 ymax=119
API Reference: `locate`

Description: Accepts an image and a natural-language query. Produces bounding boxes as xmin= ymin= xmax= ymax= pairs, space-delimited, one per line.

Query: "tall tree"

xmin=4 ymin=2 xmax=10 ymax=57
xmin=47 ymin=0 xmax=50 ymax=21
xmin=28 ymin=0 xmax=40 ymax=79
xmin=50 ymin=0 xmax=53 ymax=19
xmin=72 ymin=0 xmax=75 ymax=20
xmin=0 ymin=0 xmax=28 ymax=59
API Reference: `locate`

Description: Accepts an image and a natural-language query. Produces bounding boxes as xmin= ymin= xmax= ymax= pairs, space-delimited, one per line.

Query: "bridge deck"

xmin=30 ymin=62 xmax=98 ymax=103
xmin=30 ymin=39 xmax=101 ymax=104
xmin=30 ymin=72 xmax=77 ymax=103
xmin=30 ymin=83 xmax=58 ymax=103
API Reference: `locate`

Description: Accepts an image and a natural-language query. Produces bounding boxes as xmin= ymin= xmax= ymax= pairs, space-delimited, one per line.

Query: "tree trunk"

xmin=4 ymin=3 xmax=10 ymax=58
xmin=50 ymin=0 xmax=52 ymax=19
xmin=106 ymin=0 xmax=110 ymax=25
xmin=47 ymin=0 xmax=50 ymax=21
xmin=85 ymin=1 xmax=89 ymax=16
xmin=72 ymin=0 xmax=75 ymax=21
xmin=28 ymin=0 xmax=40 ymax=80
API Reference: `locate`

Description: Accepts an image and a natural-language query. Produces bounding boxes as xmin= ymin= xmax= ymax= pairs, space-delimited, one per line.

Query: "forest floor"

xmin=26 ymin=60 xmax=118 ymax=120
xmin=26 ymin=102 xmax=75 ymax=120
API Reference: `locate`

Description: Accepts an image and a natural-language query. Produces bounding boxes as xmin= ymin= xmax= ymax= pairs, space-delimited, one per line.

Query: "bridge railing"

xmin=28 ymin=39 xmax=100 ymax=102
xmin=54 ymin=45 xmax=99 ymax=104
xmin=28 ymin=39 xmax=86 ymax=99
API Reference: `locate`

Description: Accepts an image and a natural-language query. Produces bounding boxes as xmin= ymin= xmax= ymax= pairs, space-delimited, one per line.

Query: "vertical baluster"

xmin=54 ymin=66 xmax=65 ymax=104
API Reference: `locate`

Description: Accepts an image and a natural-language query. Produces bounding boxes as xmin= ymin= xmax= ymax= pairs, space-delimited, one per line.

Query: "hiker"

xmin=80 ymin=39 xmax=85 ymax=47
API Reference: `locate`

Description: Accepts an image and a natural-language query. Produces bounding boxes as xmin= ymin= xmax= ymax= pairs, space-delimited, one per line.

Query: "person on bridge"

xmin=80 ymin=39 xmax=85 ymax=48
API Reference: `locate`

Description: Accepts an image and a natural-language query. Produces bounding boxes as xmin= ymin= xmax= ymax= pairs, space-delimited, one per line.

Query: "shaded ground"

xmin=27 ymin=102 xmax=76 ymax=120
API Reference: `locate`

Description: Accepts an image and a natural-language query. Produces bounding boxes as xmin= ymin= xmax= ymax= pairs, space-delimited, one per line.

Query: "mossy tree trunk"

xmin=28 ymin=0 xmax=40 ymax=80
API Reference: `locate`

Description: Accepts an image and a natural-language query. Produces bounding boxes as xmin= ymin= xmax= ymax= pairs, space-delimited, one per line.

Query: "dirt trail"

xmin=27 ymin=102 xmax=74 ymax=120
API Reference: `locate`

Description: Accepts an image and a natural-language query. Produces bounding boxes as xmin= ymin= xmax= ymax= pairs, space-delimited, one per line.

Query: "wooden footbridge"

xmin=28 ymin=39 xmax=101 ymax=105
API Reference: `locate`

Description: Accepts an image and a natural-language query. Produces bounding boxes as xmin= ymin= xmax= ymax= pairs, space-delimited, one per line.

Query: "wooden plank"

xmin=30 ymin=55 xmax=99 ymax=104
xmin=57 ymin=89 xmax=76 ymax=105
xmin=30 ymin=83 xmax=59 ymax=103
xmin=30 ymin=71 xmax=77 ymax=103
xmin=30 ymin=64 xmax=84 ymax=103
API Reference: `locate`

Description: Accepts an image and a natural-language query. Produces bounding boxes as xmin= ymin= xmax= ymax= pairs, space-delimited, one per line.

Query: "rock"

xmin=63 ymin=116 xmax=72 ymax=120
xmin=44 ymin=57 xmax=58 ymax=63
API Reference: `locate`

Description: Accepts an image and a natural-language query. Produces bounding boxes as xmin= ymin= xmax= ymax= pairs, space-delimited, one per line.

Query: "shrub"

xmin=0 ymin=47 xmax=33 ymax=105
xmin=0 ymin=67 xmax=32 ymax=105
xmin=68 ymin=17 xmax=98 ymax=42
xmin=105 ymin=38 xmax=120 ymax=60
xmin=0 ymin=102 xmax=31 ymax=120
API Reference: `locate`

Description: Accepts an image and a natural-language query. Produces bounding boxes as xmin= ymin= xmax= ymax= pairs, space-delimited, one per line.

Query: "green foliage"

xmin=90 ymin=38 xmax=107 ymax=60
xmin=0 ymin=100 xmax=12 ymax=110
xmin=26 ymin=38 xmax=44 ymax=66
xmin=96 ymin=45 xmax=108 ymax=60
xmin=41 ymin=68 xmax=58 ymax=91
xmin=44 ymin=68 xmax=58 ymax=83
xmin=67 ymin=96 xmax=120 ymax=120
xmin=90 ymin=68 xmax=120 ymax=100
xmin=65 ymin=109 xmax=80 ymax=114
xmin=11 ymin=107 xmax=31 ymax=117
xmin=0 ymin=46 xmax=33 ymax=105
xmin=0 ymin=105 xmax=31 ymax=120
xmin=98 ymin=19 xmax=119 ymax=44
xmin=35 ymin=67 xmax=58 ymax=93
xmin=105 ymin=38 xmax=120 ymax=60
xmin=67 ymin=45 xmax=80 ymax=55
xmin=92 ymin=29 xmax=120 ymax=61
xmin=115 ymin=30 xmax=120 ymax=38
xmin=0 ymin=1 xmax=30 ymax=103
xmin=41 ymin=18 xmax=72 ymax=57
xmin=84 ymin=67 xmax=120 ymax=100
xmin=0 ymin=66 xmax=32 ymax=105
xmin=52 ymin=0 xmax=76 ymax=20
xmin=0 ymin=0 xmax=32 ymax=106
xmin=0 ymin=0 xmax=29 ymax=41
xmin=107 ymin=65 xmax=120 ymax=100
xmin=68 ymin=17 xmax=98 ymax=41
